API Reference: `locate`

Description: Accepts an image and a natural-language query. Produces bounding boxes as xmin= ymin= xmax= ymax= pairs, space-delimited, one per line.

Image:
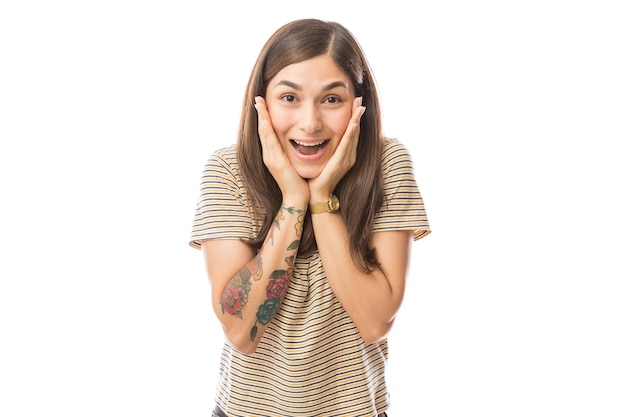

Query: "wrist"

xmin=281 ymin=191 xmax=310 ymax=208
xmin=309 ymin=194 xmax=340 ymax=214
xmin=308 ymin=188 xmax=332 ymax=203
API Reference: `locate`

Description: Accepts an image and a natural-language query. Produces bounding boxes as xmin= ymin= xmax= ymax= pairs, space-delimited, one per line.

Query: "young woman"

xmin=190 ymin=18 xmax=430 ymax=417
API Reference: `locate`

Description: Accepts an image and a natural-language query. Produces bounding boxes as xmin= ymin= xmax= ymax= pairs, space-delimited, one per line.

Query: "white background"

xmin=1 ymin=1 xmax=625 ymax=416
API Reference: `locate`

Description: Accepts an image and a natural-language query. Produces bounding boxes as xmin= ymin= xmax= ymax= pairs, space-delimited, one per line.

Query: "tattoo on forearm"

xmin=220 ymin=256 xmax=263 ymax=318
xmin=219 ymin=205 xmax=304 ymax=342
xmin=250 ymin=255 xmax=295 ymax=341
xmin=269 ymin=204 xmax=304 ymax=243
xmin=249 ymin=206 xmax=304 ymax=341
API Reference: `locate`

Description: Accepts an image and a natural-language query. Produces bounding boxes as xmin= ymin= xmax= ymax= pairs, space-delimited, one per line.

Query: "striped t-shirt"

xmin=190 ymin=137 xmax=430 ymax=417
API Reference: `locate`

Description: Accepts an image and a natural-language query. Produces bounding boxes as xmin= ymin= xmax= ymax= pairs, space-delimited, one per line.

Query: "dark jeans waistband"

xmin=212 ymin=405 xmax=387 ymax=417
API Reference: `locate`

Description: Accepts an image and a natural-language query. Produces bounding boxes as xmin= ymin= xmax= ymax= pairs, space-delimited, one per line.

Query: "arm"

xmin=308 ymin=97 xmax=413 ymax=343
xmin=310 ymin=214 xmax=413 ymax=343
xmin=201 ymin=97 xmax=309 ymax=354
xmin=201 ymin=201 xmax=306 ymax=354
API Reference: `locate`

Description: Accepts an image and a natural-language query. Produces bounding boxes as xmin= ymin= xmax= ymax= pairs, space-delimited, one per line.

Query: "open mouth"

xmin=290 ymin=139 xmax=330 ymax=155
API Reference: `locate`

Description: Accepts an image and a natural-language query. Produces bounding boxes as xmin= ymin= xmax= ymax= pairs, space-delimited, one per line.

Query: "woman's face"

xmin=265 ymin=54 xmax=356 ymax=179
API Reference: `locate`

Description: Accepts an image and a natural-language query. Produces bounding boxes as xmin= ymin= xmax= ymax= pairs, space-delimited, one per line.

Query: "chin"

xmin=296 ymin=168 xmax=321 ymax=180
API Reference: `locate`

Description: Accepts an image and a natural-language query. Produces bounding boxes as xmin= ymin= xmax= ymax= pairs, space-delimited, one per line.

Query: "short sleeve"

xmin=189 ymin=146 xmax=257 ymax=249
xmin=373 ymin=138 xmax=431 ymax=241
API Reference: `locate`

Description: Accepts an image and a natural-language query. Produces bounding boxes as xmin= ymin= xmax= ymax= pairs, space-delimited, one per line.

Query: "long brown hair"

xmin=237 ymin=19 xmax=385 ymax=272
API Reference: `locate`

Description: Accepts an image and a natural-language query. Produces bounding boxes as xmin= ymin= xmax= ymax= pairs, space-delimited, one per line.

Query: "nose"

xmin=298 ymin=102 xmax=322 ymax=134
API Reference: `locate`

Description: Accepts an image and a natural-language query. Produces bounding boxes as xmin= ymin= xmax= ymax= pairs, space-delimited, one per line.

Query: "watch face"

xmin=329 ymin=195 xmax=340 ymax=212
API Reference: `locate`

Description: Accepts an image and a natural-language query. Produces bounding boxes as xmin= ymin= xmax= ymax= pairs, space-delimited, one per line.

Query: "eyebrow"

xmin=273 ymin=80 xmax=349 ymax=91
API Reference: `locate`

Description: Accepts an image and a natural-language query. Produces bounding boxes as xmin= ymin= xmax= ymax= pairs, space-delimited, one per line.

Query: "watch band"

xmin=309 ymin=195 xmax=340 ymax=214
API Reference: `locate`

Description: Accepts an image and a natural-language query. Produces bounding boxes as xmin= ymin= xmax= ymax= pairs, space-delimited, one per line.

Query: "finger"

xmin=347 ymin=96 xmax=366 ymax=137
xmin=254 ymin=96 xmax=272 ymax=145
xmin=254 ymin=96 xmax=291 ymax=174
xmin=337 ymin=97 xmax=366 ymax=154
xmin=351 ymin=96 xmax=366 ymax=124
xmin=254 ymin=96 xmax=269 ymax=123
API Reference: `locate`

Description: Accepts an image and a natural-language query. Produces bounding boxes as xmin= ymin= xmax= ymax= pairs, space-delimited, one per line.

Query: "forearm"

xmin=218 ymin=201 xmax=306 ymax=354
xmin=311 ymin=212 xmax=401 ymax=343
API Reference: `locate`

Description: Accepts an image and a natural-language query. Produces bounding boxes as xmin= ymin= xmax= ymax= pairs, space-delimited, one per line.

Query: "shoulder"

xmin=382 ymin=136 xmax=406 ymax=151
xmin=203 ymin=144 xmax=239 ymax=174
xmin=381 ymin=137 xmax=414 ymax=172
xmin=197 ymin=144 xmax=245 ymax=193
xmin=208 ymin=144 xmax=238 ymax=166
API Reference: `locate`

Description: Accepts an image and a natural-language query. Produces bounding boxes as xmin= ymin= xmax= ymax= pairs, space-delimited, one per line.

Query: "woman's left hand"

xmin=308 ymin=97 xmax=366 ymax=199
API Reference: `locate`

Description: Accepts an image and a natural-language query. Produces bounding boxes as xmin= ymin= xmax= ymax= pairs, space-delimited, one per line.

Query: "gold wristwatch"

xmin=309 ymin=194 xmax=340 ymax=214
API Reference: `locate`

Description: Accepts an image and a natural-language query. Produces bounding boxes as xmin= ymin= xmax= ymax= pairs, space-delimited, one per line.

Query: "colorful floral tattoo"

xmin=219 ymin=205 xmax=304 ymax=343
xmin=220 ymin=256 xmax=263 ymax=318
xmin=250 ymin=254 xmax=295 ymax=341
xmin=250 ymin=205 xmax=304 ymax=341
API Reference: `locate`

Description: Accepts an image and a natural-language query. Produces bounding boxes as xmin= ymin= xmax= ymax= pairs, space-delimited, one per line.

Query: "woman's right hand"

xmin=254 ymin=96 xmax=309 ymax=200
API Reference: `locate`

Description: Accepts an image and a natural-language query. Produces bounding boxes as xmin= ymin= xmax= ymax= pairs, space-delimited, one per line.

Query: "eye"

xmin=324 ymin=96 xmax=342 ymax=104
xmin=281 ymin=94 xmax=297 ymax=103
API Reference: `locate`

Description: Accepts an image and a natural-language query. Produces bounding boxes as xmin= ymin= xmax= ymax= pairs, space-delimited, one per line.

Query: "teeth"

xmin=294 ymin=140 xmax=325 ymax=147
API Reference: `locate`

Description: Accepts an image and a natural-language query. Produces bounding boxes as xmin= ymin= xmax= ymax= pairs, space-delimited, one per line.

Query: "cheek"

xmin=267 ymin=108 xmax=290 ymax=134
xmin=328 ymin=109 xmax=353 ymax=136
